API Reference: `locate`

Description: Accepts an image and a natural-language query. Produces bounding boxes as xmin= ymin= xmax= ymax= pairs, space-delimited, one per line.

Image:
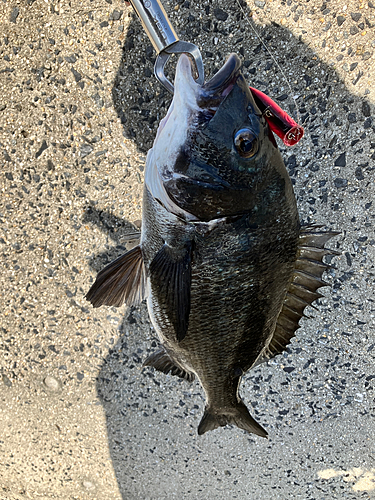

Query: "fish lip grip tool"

xmin=127 ymin=0 xmax=303 ymax=146
xmin=128 ymin=0 xmax=205 ymax=94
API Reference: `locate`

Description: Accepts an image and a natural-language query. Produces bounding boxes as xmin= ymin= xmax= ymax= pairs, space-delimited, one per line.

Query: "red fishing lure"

xmin=249 ymin=87 xmax=304 ymax=147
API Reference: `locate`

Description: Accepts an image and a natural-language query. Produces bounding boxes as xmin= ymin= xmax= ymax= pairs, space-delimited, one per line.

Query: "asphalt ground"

xmin=0 ymin=0 xmax=375 ymax=498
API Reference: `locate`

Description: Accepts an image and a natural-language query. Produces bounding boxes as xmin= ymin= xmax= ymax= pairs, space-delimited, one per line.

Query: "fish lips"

xmin=198 ymin=53 xmax=242 ymax=108
xmin=171 ymin=53 xmax=243 ymax=122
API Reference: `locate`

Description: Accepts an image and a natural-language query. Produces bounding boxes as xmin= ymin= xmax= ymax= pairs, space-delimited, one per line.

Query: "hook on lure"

xmin=250 ymin=87 xmax=304 ymax=147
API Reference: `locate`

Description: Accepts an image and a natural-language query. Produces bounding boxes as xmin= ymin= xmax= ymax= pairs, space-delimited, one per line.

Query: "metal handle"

xmin=128 ymin=0 xmax=179 ymax=54
xmin=128 ymin=0 xmax=205 ymax=94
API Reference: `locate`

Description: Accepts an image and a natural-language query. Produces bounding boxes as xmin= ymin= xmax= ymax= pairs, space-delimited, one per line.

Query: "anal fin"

xmin=143 ymin=346 xmax=195 ymax=382
xmin=86 ymin=245 xmax=146 ymax=308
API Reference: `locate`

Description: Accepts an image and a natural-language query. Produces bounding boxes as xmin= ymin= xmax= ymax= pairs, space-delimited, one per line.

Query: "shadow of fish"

xmin=86 ymin=53 xmax=337 ymax=437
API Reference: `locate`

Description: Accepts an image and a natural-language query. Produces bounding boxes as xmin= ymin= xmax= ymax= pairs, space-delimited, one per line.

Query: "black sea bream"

xmin=87 ymin=54 xmax=336 ymax=437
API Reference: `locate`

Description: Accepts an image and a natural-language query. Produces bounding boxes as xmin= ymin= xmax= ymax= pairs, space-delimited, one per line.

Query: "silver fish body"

xmin=87 ymin=54 xmax=336 ymax=437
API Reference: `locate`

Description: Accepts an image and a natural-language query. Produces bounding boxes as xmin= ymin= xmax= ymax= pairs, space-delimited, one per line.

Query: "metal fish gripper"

xmin=128 ymin=0 xmax=204 ymax=94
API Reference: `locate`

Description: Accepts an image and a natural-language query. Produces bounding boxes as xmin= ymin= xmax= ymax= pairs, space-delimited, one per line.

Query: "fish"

xmin=86 ymin=53 xmax=337 ymax=437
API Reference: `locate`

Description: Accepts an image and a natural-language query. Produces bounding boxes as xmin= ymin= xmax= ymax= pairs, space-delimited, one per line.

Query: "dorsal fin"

xmin=256 ymin=228 xmax=340 ymax=365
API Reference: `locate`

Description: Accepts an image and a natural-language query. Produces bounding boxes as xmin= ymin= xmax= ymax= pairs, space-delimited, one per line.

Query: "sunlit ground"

xmin=318 ymin=467 xmax=375 ymax=492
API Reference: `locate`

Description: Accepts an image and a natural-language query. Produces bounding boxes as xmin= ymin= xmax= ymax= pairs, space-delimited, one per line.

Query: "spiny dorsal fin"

xmin=298 ymin=230 xmax=340 ymax=248
xmin=258 ymin=228 xmax=340 ymax=364
xmin=86 ymin=245 xmax=146 ymax=308
xmin=143 ymin=346 xmax=195 ymax=382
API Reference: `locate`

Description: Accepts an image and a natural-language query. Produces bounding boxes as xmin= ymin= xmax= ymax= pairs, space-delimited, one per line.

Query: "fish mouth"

xmin=175 ymin=53 xmax=242 ymax=122
xmin=156 ymin=54 xmax=242 ymax=140
xmin=203 ymin=53 xmax=242 ymax=97
xmin=175 ymin=53 xmax=242 ymax=106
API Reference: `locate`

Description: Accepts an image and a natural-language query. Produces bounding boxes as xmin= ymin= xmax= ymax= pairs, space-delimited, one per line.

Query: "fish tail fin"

xmin=197 ymin=401 xmax=268 ymax=438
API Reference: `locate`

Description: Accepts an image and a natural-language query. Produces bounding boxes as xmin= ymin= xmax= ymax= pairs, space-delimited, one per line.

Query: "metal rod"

xmin=128 ymin=0 xmax=179 ymax=54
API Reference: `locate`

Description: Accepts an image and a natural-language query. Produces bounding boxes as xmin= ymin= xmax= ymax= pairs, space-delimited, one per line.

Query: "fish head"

xmin=148 ymin=53 xmax=284 ymax=222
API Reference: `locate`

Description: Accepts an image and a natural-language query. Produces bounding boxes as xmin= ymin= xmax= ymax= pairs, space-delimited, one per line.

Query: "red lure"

xmin=249 ymin=87 xmax=304 ymax=147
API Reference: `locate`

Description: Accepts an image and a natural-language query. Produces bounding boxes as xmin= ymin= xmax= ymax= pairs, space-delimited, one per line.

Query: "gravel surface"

xmin=0 ymin=0 xmax=375 ymax=499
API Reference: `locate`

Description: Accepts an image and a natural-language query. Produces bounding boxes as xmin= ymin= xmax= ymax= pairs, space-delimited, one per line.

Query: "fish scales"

xmin=86 ymin=53 xmax=336 ymax=437
xmin=142 ymin=174 xmax=298 ymax=431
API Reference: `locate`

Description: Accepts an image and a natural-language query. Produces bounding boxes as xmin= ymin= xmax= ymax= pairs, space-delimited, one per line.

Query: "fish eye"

xmin=234 ymin=129 xmax=258 ymax=158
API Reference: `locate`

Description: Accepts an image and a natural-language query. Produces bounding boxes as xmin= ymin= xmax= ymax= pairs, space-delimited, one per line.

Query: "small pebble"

xmin=35 ymin=140 xmax=48 ymax=159
xmin=334 ymin=153 xmax=346 ymax=167
xmin=82 ymin=479 xmax=96 ymax=491
xmin=334 ymin=178 xmax=348 ymax=188
xmin=110 ymin=9 xmax=123 ymax=21
xmin=350 ymin=12 xmax=361 ymax=22
xmin=71 ymin=67 xmax=82 ymax=83
xmin=43 ymin=375 xmax=60 ymax=391
xmin=10 ymin=7 xmax=19 ymax=23
xmin=213 ymin=8 xmax=228 ymax=21
xmin=2 ymin=374 xmax=12 ymax=387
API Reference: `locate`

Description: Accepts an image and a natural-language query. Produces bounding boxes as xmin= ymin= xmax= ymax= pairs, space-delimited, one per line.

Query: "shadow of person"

xmin=91 ymin=3 xmax=374 ymax=498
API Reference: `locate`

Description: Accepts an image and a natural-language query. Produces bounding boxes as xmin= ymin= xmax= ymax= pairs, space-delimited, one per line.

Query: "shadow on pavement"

xmin=89 ymin=3 xmax=373 ymax=498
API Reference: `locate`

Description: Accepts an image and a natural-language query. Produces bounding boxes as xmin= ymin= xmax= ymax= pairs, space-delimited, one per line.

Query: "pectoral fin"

xmin=86 ymin=245 xmax=146 ymax=308
xmin=150 ymin=242 xmax=192 ymax=342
